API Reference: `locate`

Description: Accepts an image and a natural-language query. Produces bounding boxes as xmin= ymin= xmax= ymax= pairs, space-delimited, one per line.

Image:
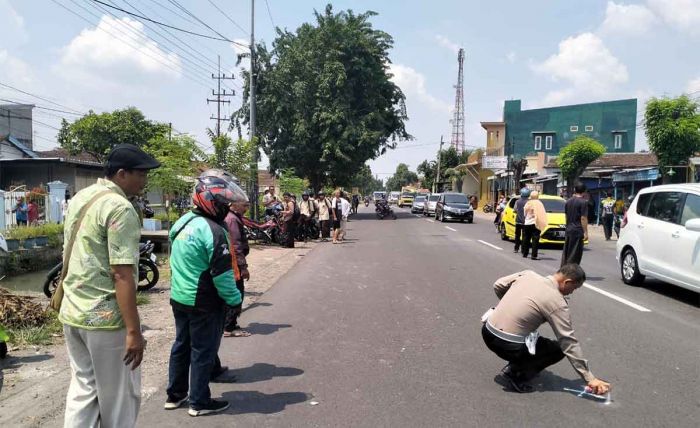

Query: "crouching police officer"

xmin=482 ymin=264 xmax=611 ymax=394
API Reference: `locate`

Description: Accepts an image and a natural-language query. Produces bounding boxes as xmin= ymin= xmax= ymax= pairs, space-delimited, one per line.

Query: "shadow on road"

xmin=245 ymin=322 xmax=292 ymax=335
xmin=639 ymin=279 xmax=700 ymax=307
xmin=243 ymin=301 xmax=273 ymax=312
xmin=494 ymin=370 xmax=582 ymax=395
xmin=228 ymin=362 xmax=303 ymax=384
xmin=0 ymin=352 xmax=54 ymax=368
xmin=221 ymin=390 xmax=310 ymax=415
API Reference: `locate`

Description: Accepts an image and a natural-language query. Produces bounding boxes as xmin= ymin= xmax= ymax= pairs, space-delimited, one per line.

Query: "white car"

xmin=388 ymin=191 xmax=400 ymax=204
xmin=411 ymin=195 xmax=427 ymax=213
xmin=616 ymin=184 xmax=700 ymax=292
xmin=423 ymin=193 xmax=440 ymax=216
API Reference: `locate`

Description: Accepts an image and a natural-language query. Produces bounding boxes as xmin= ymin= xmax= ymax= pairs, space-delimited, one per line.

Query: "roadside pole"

xmin=434 ymin=135 xmax=444 ymax=193
xmin=248 ymin=0 xmax=258 ymax=219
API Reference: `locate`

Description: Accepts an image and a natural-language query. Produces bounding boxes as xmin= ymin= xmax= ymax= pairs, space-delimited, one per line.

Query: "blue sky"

xmin=1 ymin=0 xmax=698 ymax=180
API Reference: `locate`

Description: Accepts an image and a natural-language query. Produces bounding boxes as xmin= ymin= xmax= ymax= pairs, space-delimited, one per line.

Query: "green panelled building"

xmin=503 ymin=98 xmax=637 ymax=158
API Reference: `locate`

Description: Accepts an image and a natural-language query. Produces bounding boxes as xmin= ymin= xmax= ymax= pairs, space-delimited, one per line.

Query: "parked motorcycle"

xmin=375 ymin=200 xmax=397 ymax=220
xmin=242 ymin=215 xmax=283 ymax=245
xmin=296 ymin=217 xmax=320 ymax=242
xmin=43 ymin=240 xmax=159 ymax=298
xmin=482 ymin=202 xmax=493 ymax=213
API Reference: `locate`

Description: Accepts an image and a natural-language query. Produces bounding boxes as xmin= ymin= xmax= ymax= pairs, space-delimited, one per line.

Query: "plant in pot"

xmin=155 ymin=212 xmax=171 ymax=230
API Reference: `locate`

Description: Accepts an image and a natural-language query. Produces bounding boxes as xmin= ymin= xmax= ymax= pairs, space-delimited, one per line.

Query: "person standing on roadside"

xmin=280 ymin=192 xmax=297 ymax=248
xmin=481 ymin=265 xmax=611 ymax=395
xmin=316 ymin=191 xmax=332 ymax=241
xmin=11 ymin=196 xmax=28 ymax=226
xmin=166 ymin=170 xmax=243 ymax=417
xmin=494 ymin=193 xmax=506 ymax=227
xmin=223 ymin=198 xmax=252 ymax=338
xmin=600 ymin=192 xmax=615 ymax=241
xmin=513 ymin=188 xmax=530 ymax=253
xmin=60 ymin=144 xmax=160 ymax=427
xmin=331 ymin=190 xmax=351 ymax=244
xmin=561 ymin=182 xmax=589 ymax=266
xmin=521 ymin=191 xmax=547 ymax=260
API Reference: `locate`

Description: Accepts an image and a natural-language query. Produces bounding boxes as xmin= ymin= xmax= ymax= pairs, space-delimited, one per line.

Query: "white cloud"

xmin=0 ymin=0 xmax=27 ymax=46
xmin=389 ymin=63 xmax=452 ymax=114
xmin=532 ymin=33 xmax=629 ymax=105
xmin=687 ymin=76 xmax=700 ymax=93
xmin=648 ymin=0 xmax=700 ymax=36
xmin=435 ymin=34 xmax=460 ymax=55
xmin=506 ymin=51 xmax=517 ymax=63
xmin=56 ymin=15 xmax=182 ymax=90
xmin=0 ymin=50 xmax=34 ymax=87
xmin=599 ymin=1 xmax=658 ymax=36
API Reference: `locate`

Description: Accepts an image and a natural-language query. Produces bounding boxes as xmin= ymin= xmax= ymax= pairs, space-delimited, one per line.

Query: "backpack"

xmin=291 ymin=201 xmax=301 ymax=222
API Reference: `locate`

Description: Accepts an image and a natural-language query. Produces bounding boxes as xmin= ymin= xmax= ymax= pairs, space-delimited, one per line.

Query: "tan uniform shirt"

xmin=299 ymin=199 xmax=318 ymax=217
xmin=317 ymin=198 xmax=331 ymax=221
xmin=489 ymin=270 xmax=595 ymax=382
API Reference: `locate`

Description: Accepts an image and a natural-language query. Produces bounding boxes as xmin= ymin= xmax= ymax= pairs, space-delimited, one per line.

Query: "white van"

xmin=616 ymin=184 xmax=700 ymax=292
xmin=388 ymin=191 xmax=400 ymax=204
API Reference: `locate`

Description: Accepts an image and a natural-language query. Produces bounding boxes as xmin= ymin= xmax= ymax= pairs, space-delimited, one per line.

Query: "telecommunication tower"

xmin=450 ymin=48 xmax=465 ymax=154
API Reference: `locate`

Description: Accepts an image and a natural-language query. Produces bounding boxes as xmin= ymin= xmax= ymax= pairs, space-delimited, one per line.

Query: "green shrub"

xmin=5 ymin=224 xmax=64 ymax=240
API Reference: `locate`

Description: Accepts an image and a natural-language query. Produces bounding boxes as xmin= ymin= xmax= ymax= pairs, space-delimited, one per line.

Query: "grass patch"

xmin=7 ymin=310 xmax=63 ymax=347
xmin=136 ymin=293 xmax=151 ymax=306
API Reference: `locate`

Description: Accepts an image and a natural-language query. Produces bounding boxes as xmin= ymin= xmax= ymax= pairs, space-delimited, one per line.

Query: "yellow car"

xmin=398 ymin=192 xmax=415 ymax=208
xmin=499 ymin=194 xmax=587 ymax=245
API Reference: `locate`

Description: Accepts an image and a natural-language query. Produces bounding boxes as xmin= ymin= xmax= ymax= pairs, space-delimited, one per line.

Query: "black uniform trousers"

xmin=513 ymin=223 xmax=524 ymax=251
xmin=561 ymin=231 xmax=584 ymax=266
xmin=521 ymin=225 xmax=540 ymax=258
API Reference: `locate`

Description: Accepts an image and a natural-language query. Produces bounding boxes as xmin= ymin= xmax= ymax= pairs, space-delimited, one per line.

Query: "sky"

xmin=1 ymin=0 xmax=699 ymax=182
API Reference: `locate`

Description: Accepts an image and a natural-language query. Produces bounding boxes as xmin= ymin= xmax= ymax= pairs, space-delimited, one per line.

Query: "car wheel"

xmin=621 ymin=248 xmax=644 ymax=285
xmin=500 ymin=223 xmax=508 ymax=241
xmin=467 ymin=217 xmax=473 ymax=224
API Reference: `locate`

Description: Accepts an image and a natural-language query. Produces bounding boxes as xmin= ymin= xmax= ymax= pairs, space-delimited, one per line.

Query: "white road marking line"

xmin=426 ymin=219 xmax=435 ymax=223
xmin=414 ymin=214 xmax=422 ymax=218
xmin=478 ymin=240 xmax=502 ymax=251
xmin=582 ymin=282 xmax=652 ymax=312
xmin=445 ymin=226 xmax=457 ymax=232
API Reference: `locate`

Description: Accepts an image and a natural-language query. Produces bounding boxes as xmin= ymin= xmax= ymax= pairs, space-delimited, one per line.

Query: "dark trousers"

xmin=561 ymin=231 xmax=585 ymax=266
xmin=521 ymin=225 xmax=540 ymax=258
xmin=320 ymin=220 xmax=331 ymax=238
xmin=224 ymin=279 xmax=245 ymax=332
xmin=602 ymin=215 xmax=614 ymax=240
xmin=167 ymin=305 xmax=224 ymax=408
xmin=514 ymin=223 xmax=524 ymax=251
xmin=482 ymin=324 xmax=564 ymax=380
xmin=285 ymin=221 xmax=296 ymax=248
xmin=494 ymin=212 xmax=502 ymax=225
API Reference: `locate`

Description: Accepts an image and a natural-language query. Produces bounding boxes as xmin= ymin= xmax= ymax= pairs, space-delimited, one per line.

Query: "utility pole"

xmin=168 ymin=122 xmax=172 ymax=142
xmin=434 ymin=135 xmax=444 ymax=193
xmin=207 ymin=55 xmax=235 ymax=138
xmin=248 ymin=0 xmax=258 ymax=219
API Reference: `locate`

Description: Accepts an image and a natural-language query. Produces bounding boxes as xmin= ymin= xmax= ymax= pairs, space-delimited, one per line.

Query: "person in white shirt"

xmin=331 ymin=190 xmax=351 ymax=243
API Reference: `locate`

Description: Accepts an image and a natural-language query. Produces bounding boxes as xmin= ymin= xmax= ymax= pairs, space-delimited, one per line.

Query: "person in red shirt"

xmin=27 ymin=200 xmax=39 ymax=225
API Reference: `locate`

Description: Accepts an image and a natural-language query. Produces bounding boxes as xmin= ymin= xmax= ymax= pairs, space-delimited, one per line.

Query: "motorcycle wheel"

xmin=376 ymin=212 xmax=384 ymax=219
xmin=43 ymin=263 xmax=63 ymax=298
xmin=392 ymin=213 xmax=397 ymax=220
xmin=137 ymin=259 xmax=159 ymax=292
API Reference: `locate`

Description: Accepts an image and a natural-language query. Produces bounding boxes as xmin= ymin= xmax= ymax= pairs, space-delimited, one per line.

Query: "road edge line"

xmin=582 ymin=283 xmax=652 ymax=312
xmin=477 ymin=239 xmax=503 ymax=251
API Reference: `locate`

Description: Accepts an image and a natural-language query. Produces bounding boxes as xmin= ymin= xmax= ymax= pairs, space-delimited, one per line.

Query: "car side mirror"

xmin=685 ymin=218 xmax=700 ymax=232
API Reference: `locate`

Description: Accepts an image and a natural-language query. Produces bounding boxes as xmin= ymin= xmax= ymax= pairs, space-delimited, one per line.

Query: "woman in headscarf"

xmin=521 ymin=191 xmax=547 ymax=260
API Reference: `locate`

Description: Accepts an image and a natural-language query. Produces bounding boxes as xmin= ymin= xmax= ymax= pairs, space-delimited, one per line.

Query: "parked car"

xmin=388 ymin=191 xmax=400 ymax=204
xmin=399 ymin=191 xmax=415 ymax=208
xmin=372 ymin=191 xmax=387 ymax=203
xmin=423 ymin=193 xmax=440 ymax=216
xmin=499 ymin=194 xmax=583 ymax=245
xmin=616 ymin=184 xmax=700 ymax=292
xmin=411 ymin=195 xmax=427 ymax=213
xmin=435 ymin=192 xmax=473 ymax=223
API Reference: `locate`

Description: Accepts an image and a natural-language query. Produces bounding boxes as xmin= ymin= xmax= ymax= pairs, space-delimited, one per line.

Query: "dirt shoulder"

xmin=0 ymin=241 xmax=316 ymax=428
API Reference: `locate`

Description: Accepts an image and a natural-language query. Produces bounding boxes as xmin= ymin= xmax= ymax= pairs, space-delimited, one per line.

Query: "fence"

xmin=2 ymin=188 xmax=51 ymax=229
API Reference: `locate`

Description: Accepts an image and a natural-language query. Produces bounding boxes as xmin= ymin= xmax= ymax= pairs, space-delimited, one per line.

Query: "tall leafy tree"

xmin=558 ymin=136 xmax=606 ymax=195
xmin=644 ymin=95 xmax=700 ymax=178
xmin=347 ymin=164 xmax=383 ymax=195
xmin=232 ymin=4 xmax=411 ymax=190
xmin=385 ymin=163 xmax=419 ymax=191
xmin=58 ymin=107 xmax=167 ymax=162
xmin=144 ymin=134 xmax=206 ymax=202
xmin=417 ymin=159 xmax=437 ymax=191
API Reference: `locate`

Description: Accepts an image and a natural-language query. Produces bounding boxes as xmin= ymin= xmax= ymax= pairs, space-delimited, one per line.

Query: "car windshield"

xmin=445 ymin=194 xmax=468 ymax=204
xmin=402 ymin=192 xmax=415 ymax=197
xmin=415 ymin=196 xmax=426 ymax=202
xmin=428 ymin=195 xmax=439 ymax=201
xmin=541 ymin=199 xmax=565 ymax=213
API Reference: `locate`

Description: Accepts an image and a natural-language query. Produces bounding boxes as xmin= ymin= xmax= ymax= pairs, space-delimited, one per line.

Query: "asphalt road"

xmin=137 ymin=205 xmax=699 ymax=427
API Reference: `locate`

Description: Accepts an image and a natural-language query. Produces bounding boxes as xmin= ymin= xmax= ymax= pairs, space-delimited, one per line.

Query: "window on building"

xmin=570 ymin=125 xmax=578 ymax=132
xmin=585 ymin=125 xmax=593 ymax=132
xmin=534 ymin=135 xmax=542 ymax=150
xmin=545 ymin=135 xmax=552 ymax=150
xmin=614 ymin=134 xmax=622 ymax=149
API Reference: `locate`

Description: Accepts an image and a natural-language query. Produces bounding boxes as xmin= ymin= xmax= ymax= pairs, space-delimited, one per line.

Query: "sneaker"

xmin=164 ymin=394 xmax=188 ymax=410
xmin=502 ymin=370 xmax=534 ymax=393
xmin=188 ymin=399 xmax=230 ymax=417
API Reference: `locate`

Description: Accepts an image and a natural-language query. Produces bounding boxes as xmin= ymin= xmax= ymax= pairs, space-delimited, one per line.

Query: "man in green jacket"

xmin=165 ymin=170 xmax=245 ymax=417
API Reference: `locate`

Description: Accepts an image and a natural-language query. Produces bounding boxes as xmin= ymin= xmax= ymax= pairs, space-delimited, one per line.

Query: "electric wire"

xmin=165 ymin=0 xmax=246 ymax=46
xmin=206 ymin=0 xmax=248 ymax=35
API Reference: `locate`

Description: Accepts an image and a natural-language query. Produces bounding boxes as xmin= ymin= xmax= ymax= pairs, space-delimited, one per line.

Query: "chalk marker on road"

xmin=445 ymin=226 xmax=457 ymax=232
xmin=426 ymin=219 xmax=435 ymax=223
xmin=478 ymin=240 xmax=503 ymax=251
xmin=582 ymin=282 xmax=651 ymax=312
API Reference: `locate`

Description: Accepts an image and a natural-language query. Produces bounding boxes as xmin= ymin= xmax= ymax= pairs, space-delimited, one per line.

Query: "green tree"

xmin=144 ymin=134 xmax=206 ymax=205
xmin=644 ymin=95 xmax=700 ymax=179
xmin=385 ymin=163 xmax=419 ymax=191
xmin=58 ymin=107 xmax=167 ymax=162
xmin=232 ymin=5 xmax=411 ymax=190
xmin=417 ymin=159 xmax=437 ymax=191
xmin=278 ymin=169 xmax=308 ymax=196
xmin=347 ymin=165 xmax=383 ymax=195
xmin=558 ymin=136 xmax=606 ymax=195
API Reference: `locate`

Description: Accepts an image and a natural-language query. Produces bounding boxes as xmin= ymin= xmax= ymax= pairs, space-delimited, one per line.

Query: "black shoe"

xmin=531 ymin=256 xmax=539 ymax=260
xmin=502 ymin=370 xmax=534 ymax=393
xmin=188 ymin=399 xmax=230 ymax=417
xmin=164 ymin=394 xmax=188 ymax=410
xmin=210 ymin=365 xmax=228 ymax=381
xmin=522 ymin=254 xmax=528 ymax=258
xmin=513 ymin=248 xmax=519 ymax=253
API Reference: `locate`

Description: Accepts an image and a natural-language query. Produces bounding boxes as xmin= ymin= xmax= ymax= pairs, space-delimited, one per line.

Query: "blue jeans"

xmin=167 ymin=306 xmax=224 ymax=408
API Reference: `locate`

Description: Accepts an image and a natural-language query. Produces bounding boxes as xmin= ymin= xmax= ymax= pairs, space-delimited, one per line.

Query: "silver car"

xmin=423 ymin=193 xmax=440 ymax=216
xmin=411 ymin=195 xmax=427 ymax=213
